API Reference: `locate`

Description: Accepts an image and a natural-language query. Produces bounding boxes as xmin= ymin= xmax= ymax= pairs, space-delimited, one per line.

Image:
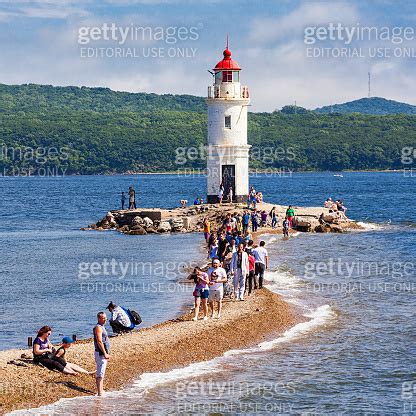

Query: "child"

xmin=283 ymin=216 xmax=290 ymax=238
xmin=52 ymin=337 xmax=94 ymax=375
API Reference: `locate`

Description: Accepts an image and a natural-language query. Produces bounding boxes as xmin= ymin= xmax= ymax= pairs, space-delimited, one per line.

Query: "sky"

xmin=0 ymin=0 xmax=415 ymax=111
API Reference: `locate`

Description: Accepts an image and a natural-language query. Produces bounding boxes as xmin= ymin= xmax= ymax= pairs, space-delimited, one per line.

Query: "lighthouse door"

xmin=222 ymin=165 xmax=235 ymax=202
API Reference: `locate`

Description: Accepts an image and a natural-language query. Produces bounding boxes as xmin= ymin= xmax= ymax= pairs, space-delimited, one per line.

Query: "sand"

xmin=0 ymin=288 xmax=300 ymax=414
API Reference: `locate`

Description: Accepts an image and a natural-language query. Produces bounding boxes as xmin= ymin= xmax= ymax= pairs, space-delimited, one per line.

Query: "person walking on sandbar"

xmin=230 ymin=243 xmax=249 ymax=301
xmin=253 ymin=241 xmax=268 ymax=289
xmin=128 ymin=187 xmax=136 ymax=209
xmin=93 ymin=312 xmax=110 ymax=396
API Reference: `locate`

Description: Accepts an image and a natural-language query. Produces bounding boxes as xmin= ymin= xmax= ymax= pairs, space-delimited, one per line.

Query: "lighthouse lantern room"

xmin=206 ymin=39 xmax=250 ymax=204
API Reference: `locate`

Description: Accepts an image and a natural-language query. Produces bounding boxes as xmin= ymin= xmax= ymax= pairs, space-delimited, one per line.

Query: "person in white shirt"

xmin=106 ymin=302 xmax=133 ymax=334
xmin=252 ymin=241 xmax=268 ymax=288
xmin=207 ymin=259 xmax=228 ymax=319
xmin=230 ymin=243 xmax=249 ymax=300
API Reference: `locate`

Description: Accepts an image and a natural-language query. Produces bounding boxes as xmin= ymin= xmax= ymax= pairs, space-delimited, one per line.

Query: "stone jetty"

xmin=83 ymin=202 xmax=363 ymax=235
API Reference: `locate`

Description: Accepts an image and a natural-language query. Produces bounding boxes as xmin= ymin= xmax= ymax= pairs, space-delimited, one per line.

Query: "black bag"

xmin=128 ymin=309 xmax=142 ymax=325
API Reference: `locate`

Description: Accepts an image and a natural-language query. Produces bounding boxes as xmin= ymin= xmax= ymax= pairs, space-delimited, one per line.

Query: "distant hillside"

xmin=0 ymin=83 xmax=415 ymax=174
xmin=315 ymin=97 xmax=416 ymax=115
xmin=0 ymin=83 xmax=207 ymax=113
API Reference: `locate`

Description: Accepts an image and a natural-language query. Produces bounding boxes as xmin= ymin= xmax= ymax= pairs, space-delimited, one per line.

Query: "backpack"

xmin=128 ymin=309 xmax=142 ymax=325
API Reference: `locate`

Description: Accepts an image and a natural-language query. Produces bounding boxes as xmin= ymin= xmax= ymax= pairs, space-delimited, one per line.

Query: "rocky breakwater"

xmin=83 ymin=203 xmax=364 ymax=236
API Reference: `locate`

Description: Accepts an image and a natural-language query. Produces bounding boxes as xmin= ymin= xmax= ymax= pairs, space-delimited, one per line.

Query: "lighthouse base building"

xmin=206 ymin=43 xmax=250 ymax=204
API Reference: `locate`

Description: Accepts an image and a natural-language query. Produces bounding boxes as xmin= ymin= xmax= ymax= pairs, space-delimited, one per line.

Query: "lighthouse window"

xmin=233 ymin=72 xmax=240 ymax=82
xmin=222 ymin=71 xmax=233 ymax=82
xmin=225 ymin=116 xmax=231 ymax=129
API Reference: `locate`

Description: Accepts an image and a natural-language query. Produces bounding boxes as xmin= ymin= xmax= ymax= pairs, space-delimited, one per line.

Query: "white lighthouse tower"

xmin=206 ymin=39 xmax=250 ymax=203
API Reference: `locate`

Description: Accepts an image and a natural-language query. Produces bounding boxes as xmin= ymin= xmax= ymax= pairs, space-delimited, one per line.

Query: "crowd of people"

xmin=32 ymin=302 xmax=141 ymax=396
xmin=190 ymin=237 xmax=269 ymax=321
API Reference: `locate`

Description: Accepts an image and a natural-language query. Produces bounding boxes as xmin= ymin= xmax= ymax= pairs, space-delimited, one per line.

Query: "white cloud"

xmin=249 ymin=2 xmax=359 ymax=44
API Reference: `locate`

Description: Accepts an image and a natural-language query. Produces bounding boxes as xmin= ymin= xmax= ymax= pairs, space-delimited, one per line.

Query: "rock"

xmin=118 ymin=225 xmax=130 ymax=233
xmin=128 ymin=227 xmax=147 ymax=235
xmin=330 ymin=225 xmax=344 ymax=233
xmin=153 ymin=220 xmax=161 ymax=228
xmin=142 ymin=217 xmax=153 ymax=228
xmin=131 ymin=224 xmax=145 ymax=231
xmin=323 ymin=213 xmax=337 ymax=223
xmin=169 ymin=218 xmax=184 ymax=231
xmin=146 ymin=226 xmax=158 ymax=233
xmin=132 ymin=216 xmax=143 ymax=226
xmin=315 ymin=224 xmax=331 ymax=233
xmin=157 ymin=221 xmax=172 ymax=233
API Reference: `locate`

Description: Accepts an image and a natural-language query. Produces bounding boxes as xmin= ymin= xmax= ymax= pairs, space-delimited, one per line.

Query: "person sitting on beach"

xmin=51 ymin=337 xmax=95 ymax=375
xmin=230 ymin=243 xmax=249 ymax=301
xmin=208 ymin=259 xmax=228 ymax=319
xmin=191 ymin=267 xmax=210 ymax=321
xmin=107 ymin=302 xmax=134 ymax=334
xmin=32 ymin=326 xmax=73 ymax=374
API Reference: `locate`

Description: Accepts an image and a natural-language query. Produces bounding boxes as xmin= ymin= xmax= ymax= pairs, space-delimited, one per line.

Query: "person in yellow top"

xmin=203 ymin=218 xmax=211 ymax=242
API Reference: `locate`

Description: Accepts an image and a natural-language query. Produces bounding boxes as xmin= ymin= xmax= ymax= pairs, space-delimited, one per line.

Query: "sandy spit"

xmin=0 ymin=288 xmax=300 ymax=414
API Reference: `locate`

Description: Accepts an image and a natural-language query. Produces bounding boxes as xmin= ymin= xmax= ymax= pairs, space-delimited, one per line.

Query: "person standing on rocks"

xmin=251 ymin=210 xmax=259 ymax=233
xmin=230 ymin=243 xmax=249 ymax=301
xmin=286 ymin=205 xmax=295 ymax=227
xmin=121 ymin=192 xmax=126 ymax=210
xmin=128 ymin=187 xmax=136 ymax=209
xmin=253 ymin=241 xmax=268 ymax=289
xmin=203 ymin=218 xmax=211 ymax=242
xmin=93 ymin=312 xmax=110 ymax=396
xmin=227 ymin=187 xmax=233 ymax=203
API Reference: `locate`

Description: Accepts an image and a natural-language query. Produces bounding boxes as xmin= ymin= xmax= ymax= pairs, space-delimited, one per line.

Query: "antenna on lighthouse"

xmin=368 ymin=72 xmax=371 ymax=98
xmin=226 ymin=33 xmax=229 ymax=49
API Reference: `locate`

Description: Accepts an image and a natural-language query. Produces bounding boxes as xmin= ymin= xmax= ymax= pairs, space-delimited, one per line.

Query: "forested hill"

xmin=0 ymin=83 xmax=207 ymax=113
xmin=315 ymin=97 xmax=416 ymax=115
xmin=0 ymin=84 xmax=415 ymax=174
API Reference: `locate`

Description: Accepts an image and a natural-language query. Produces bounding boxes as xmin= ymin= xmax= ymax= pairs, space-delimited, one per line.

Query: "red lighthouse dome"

xmin=214 ymin=47 xmax=241 ymax=71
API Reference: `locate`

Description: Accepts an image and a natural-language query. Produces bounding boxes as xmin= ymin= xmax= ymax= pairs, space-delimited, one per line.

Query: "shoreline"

xmin=0 ymin=288 xmax=300 ymax=414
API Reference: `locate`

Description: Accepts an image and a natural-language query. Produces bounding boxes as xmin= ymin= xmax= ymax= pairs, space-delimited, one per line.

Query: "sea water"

xmin=2 ymin=172 xmax=415 ymax=414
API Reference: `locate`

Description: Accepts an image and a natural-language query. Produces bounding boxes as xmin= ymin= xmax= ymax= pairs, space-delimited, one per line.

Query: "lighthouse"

xmin=206 ymin=40 xmax=250 ymax=204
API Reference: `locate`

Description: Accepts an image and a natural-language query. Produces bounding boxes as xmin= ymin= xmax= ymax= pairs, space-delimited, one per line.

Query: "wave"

xmin=355 ymin=221 xmax=386 ymax=230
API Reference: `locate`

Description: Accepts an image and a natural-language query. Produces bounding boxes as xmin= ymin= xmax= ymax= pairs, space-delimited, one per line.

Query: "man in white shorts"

xmin=208 ymin=258 xmax=227 ymax=319
xmin=93 ymin=312 xmax=110 ymax=396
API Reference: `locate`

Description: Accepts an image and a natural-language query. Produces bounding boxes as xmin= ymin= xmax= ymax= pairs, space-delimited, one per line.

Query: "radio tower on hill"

xmin=368 ymin=72 xmax=371 ymax=98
